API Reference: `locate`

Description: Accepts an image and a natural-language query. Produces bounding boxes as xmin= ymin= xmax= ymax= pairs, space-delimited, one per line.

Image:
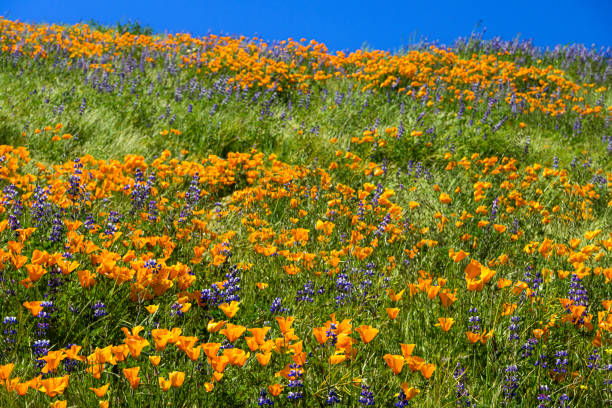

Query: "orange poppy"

xmin=219 ymin=323 xmax=246 ymax=343
xmin=383 ymin=354 xmax=405 ymax=375
xmin=168 ymin=371 xmax=185 ymax=387
xmin=435 ymin=317 xmax=455 ymax=332
xmin=256 ymin=352 xmax=272 ymax=366
xmin=386 ymin=308 xmax=400 ymax=320
xmin=219 ymin=301 xmax=240 ymax=318
xmin=89 ymin=383 xmax=110 ymax=398
xmin=122 ymin=367 xmax=140 ymax=389
xmin=268 ymin=384 xmax=284 ymax=397
xmin=355 ymin=325 xmax=379 ymax=343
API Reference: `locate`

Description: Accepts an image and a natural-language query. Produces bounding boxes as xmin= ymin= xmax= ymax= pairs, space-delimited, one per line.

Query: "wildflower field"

xmin=0 ymin=17 xmax=611 ymax=407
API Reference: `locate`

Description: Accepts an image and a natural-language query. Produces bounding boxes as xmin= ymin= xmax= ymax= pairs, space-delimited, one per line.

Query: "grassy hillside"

xmin=0 ymin=18 xmax=610 ymax=407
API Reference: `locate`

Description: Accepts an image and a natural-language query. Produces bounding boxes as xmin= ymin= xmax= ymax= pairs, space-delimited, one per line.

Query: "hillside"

xmin=0 ymin=18 xmax=610 ymax=407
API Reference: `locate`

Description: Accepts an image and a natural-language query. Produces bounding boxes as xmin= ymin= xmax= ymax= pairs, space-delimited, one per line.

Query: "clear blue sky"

xmin=2 ymin=0 xmax=611 ymax=52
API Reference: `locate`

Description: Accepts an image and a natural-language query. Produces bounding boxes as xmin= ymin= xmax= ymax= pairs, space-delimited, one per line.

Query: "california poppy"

xmin=89 ymin=383 xmax=110 ymax=398
xmin=383 ymin=354 xmax=405 ymax=375
xmin=122 ymin=367 xmax=140 ymax=389
xmin=435 ymin=317 xmax=455 ymax=332
xmin=355 ymin=325 xmax=379 ymax=343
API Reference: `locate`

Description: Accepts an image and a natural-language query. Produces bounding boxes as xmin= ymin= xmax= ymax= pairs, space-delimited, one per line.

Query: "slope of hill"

xmin=0 ymin=18 xmax=610 ymax=407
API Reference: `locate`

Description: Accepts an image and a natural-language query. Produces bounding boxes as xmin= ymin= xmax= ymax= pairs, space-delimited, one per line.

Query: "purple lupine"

xmin=553 ymin=350 xmax=569 ymax=374
xmin=92 ymin=301 xmax=108 ymax=319
xmin=359 ymin=382 xmax=375 ymax=407
xmin=454 ymin=363 xmax=474 ymax=407
xmin=49 ymin=212 xmax=65 ymax=243
xmin=269 ymin=297 xmax=288 ymax=315
xmin=536 ymin=385 xmax=551 ymax=408
xmin=104 ymin=210 xmax=121 ymax=236
xmin=503 ymin=364 xmax=519 ymax=402
xmin=520 ymin=338 xmax=538 ymax=359
xmin=326 ymin=388 xmax=340 ymax=405
xmin=587 ymin=349 xmax=600 ymax=370
xmin=508 ymin=315 xmax=520 ymax=341
xmin=491 ymin=115 xmax=507 ymax=133
xmin=33 ymin=339 xmax=51 ymax=369
xmin=2 ymin=184 xmax=23 ymax=232
xmin=467 ymin=307 xmax=481 ymax=333
xmin=335 ymin=273 xmax=353 ymax=305
xmin=287 ymin=363 xmax=304 ymax=400
xmin=573 ymin=117 xmax=581 ymax=135
xmin=258 ymin=388 xmax=274 ymax=406
xmin=295 ymin=280 xmax=315 ymax=303
xmin=32 ymin=185 xmax=53 ymax=227
xmin=2 ymin=316 xmax=17 ymax=351
xmin=179 ymin=172 xmax=201 ymax=223
xmin=490 ymin=198 xmax=499 ymax=222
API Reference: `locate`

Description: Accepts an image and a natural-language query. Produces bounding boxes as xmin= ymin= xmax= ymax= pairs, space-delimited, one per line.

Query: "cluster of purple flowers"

xmin=179 ymin=172 xmax=201 ymax=223
xmin=200 ymin=264 xmax=241 ymax=307
xmin=467 ymin=307 xmax=481 ymax=333
xmin=2 ymin=316 xmax=17 ymax=351
xmin=129 ymin=168 xmax=156 ymax=214
xmin=2 ymin=183 xmax=23 ymax=232
xmin=287 ymin=363 xmax=304 ymax=401
xmin=453 ymin=363 xmax=474 ymax=407
xmin=359 ymin=382 xmax=375 ymax=407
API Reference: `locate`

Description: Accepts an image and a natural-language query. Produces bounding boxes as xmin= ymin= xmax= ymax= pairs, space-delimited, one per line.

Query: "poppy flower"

xmin=502 ymin=303 xmax=517 ymax=316
xmin=248 ymin=327 xmax=270 ymax=345
xmin=497 ymin=278 xmax=512 ymax=289
xmin=39 ymin=375 xmax=69 ymax=397
xmin=387 ymin=288 xmax=405 ymax=302
xmin=122 ymin=367 xmax=140 ymax=389
xmin=439 ymin=289 xmax=457 ymax=308
xmin=329 ymin=353 xmax=347 ymax=364
xmin=89 ymin=383 xmax=110 ymax=398
xmin=439 ymin=193 xmax=452 ymax=204
xmin=183 ymin=345 xmax=202 ymax=361
xmin=466 ymin=331 xmax=481 ymax=344
xmin=383 ymin=354 xmax=405 ymax=375
xmin=386 ymin=308 xmax=400 ymax=320
xmin=77 ymin=269 xmax=96 ymax=289
xmin=223 ymin=348 xmax=250 ymax=367
xmin=145 ymin=304 xmax=159 ymax=314
xmin=158 ymin=376 xmax=171 ymax=392
xmin=26 ymin=264 xmax=47 ymax=282
xmin=40 ymin=350 xmax=66 ymax=374
xmin=275 ymin=316 xmax=295 ymax=334
xmin=256 ymin=352 xmax=272 ymax=366
xmin=268 ymin=384 xmax=284 ymax=397
xmin=124 ymin=337 xmax=149 ymax=359
xmin=420 ymin=363 xmax=436 ymax=379
xmin=210 ymin=355 xmax=230 ymax=373
xmin=168 ymin=371 xmax=185 ymax=387
xmin=23 ymin=301 xmax=44 ymax=317
xmin=0 ymin=363 xmax=14 ymax=381
xmin=435 ymin=317 xmax=455 ymax=332
xmin=207 ymin=319 xmax=227 ymax=333
xmin=201 ymin=343 xmax=221 ymax=359
xmin=399 ymin=383 xmax=420 ymax=400
xmin=355 ymin=325 xmax=379 ymax=343
xmin=219 ymin=301 xmax=240 ymax=318
xmin=219 ymin=323 xmax=246 ymax=343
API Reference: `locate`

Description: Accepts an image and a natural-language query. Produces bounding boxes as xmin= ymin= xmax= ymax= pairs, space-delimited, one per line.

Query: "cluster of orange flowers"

xmin=1 ymin=17 xmax=609 ymax=118
xmin=0 ymin=126 xmax=609 ymax=405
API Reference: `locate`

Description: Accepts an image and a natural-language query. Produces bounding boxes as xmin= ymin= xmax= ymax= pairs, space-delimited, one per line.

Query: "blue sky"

xmin=2 ymin=1 xmax=610 ymax=52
